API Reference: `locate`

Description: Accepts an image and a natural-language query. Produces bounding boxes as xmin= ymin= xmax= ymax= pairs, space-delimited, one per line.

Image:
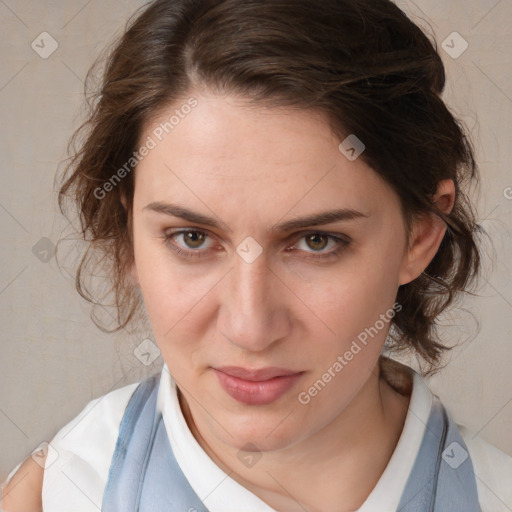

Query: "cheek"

xmin=301 ymin=246 xmax=402 ymax=336
xmin=132 ymin=234 xmax=211 ymax=339
xmin=293 ymin=243 xmax=404 ymax=384
xmin=295 ymin=258 xmax=402 ymax=420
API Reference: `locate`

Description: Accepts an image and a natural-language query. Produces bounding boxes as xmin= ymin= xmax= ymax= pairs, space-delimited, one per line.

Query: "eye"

xmin=164 ymin=230 xmax=214 ymax=259
xmin=163 ymin=229 xmax=350 ymax=261
xmin=289 ymin=232 xmax=350 ymax=261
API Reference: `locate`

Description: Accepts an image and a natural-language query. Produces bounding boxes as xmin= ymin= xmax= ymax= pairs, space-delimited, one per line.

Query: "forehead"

xmin=134 ymin=91 xmax=395 ymax=217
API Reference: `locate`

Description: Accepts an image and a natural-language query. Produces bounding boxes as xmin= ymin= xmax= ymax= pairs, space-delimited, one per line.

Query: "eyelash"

xmin=163 ymin=229 xmax=351 ymax=261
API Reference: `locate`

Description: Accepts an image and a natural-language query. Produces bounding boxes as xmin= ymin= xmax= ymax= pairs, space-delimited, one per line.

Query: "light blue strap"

xmin=138 ymin=418 xmax=209 ymax=511
xmin=102 ymin=372 xmax=209 ymax=512
xmin=102 ymin=372 xmax=160 ymax=511
xmin=397 ymin=397 xmax=482 ymax=512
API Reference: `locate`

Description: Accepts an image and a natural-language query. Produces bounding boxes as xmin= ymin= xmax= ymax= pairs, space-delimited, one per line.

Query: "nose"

xmin=217 ymin=251 xmax=292 ymax=353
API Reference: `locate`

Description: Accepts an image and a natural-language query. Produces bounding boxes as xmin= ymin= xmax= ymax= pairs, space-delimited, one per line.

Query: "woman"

xmin=2 ymin=0 xmax=511 ymax=510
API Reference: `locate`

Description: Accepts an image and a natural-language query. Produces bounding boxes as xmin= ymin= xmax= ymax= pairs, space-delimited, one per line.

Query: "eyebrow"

xmin=143 ymin=201 xmax=368 ymax=233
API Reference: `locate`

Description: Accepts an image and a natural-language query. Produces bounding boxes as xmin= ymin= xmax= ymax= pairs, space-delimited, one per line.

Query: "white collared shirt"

xmin=4 ymin=363 xmax=511 ymax=511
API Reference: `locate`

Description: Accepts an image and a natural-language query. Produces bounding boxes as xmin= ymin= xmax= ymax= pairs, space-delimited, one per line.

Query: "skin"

xmin=0 ymin=88 xmax=454 ymax=512
xmin=1 ymin=455 xmax=45 ymax=511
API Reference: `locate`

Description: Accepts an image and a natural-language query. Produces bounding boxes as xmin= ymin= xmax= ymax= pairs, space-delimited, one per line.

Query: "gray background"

xmin=1 ymin=0 xmax=511 ymax=479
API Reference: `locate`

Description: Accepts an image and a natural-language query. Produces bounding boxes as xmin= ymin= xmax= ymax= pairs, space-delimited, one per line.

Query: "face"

xmin=130 ymin=89 xmax=412 ymax=452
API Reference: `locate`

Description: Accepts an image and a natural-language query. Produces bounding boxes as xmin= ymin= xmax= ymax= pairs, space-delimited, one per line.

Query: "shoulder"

xmin=1 ymin=378 xmax=146 ymax=512
xmin=41 ymin=379 xmax=143 ymax=510
xmin=50 ymin=379 xmax=142 ymax=448
xmin=459 ymin=424 xmax=512 ymax=512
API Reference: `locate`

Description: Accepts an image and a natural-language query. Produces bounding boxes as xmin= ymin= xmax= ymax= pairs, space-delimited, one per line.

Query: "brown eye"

xmin=182 ymin=231 xmax=207 ymax=249
xmin=304 ymin=234 xmax=329 ymax=252
xmin=163 ymin=229 xmax=214 ymax=259
xmin=291 ymin=232 xmax=351 ymax=261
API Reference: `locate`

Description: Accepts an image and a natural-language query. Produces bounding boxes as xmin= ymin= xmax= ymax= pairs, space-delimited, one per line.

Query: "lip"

xmin=213 ymin=366 xmax=304 ymax=405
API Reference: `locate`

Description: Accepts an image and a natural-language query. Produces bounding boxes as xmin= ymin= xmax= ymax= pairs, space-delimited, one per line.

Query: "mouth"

xmin=212 ymin=366 xmax=305 ymax=405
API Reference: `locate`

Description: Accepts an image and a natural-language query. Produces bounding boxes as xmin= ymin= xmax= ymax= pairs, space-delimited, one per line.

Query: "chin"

xmin=218 ymin=409 xmax=308 ymax=453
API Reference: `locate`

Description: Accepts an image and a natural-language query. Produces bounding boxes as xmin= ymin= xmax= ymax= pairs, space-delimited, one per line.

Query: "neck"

xmin=179 ymin=359 xmax=411 ymax=512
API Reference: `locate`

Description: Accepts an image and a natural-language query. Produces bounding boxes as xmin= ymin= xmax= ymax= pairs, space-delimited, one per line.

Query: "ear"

xmin=398 ymin=179 xmax=455 ymax=286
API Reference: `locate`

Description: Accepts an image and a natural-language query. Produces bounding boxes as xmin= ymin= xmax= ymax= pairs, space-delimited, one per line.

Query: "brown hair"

xmin=58 ymin=0 xmax=484 ymax=373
